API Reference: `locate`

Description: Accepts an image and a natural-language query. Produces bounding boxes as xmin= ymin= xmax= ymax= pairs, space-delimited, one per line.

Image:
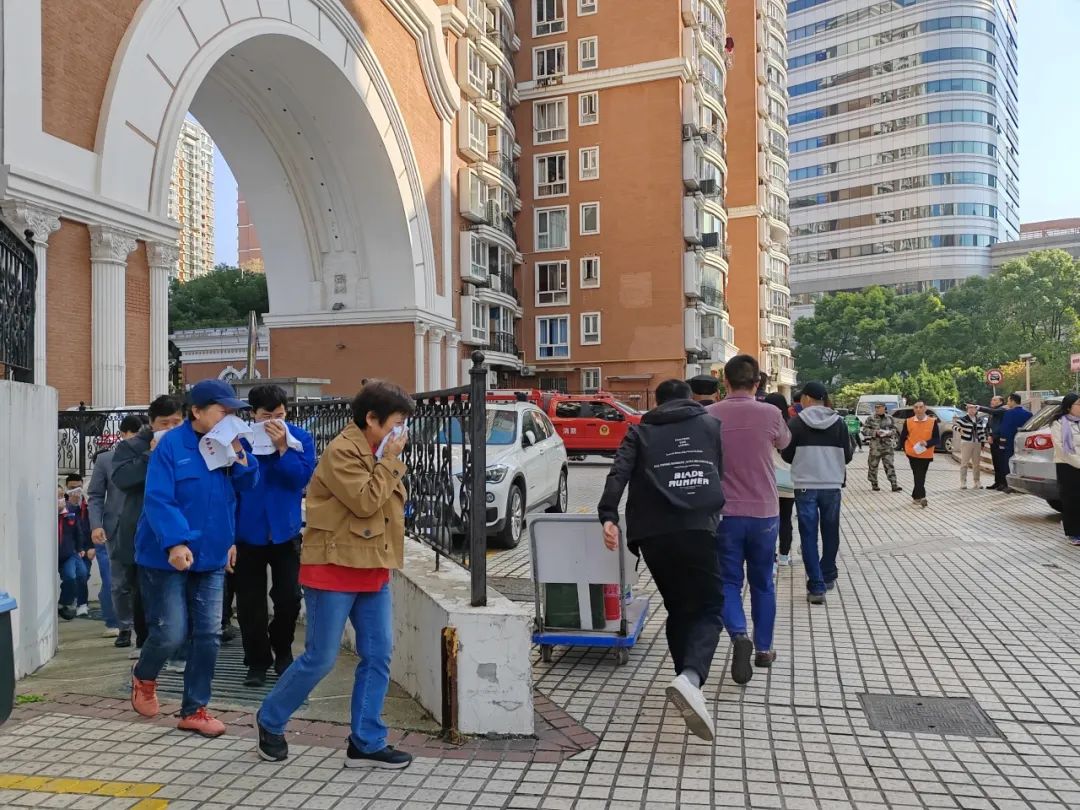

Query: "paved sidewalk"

xmin=4 ymin=454 xmax=1080 ymax=808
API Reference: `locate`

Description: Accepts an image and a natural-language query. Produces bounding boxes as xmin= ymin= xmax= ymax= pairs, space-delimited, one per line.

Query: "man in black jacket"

xmin=597 ymin=379 xmax=724 ymax=742
xmin=979 ymin=395 xmax=1008 ymax=489
xmin=111 ymin=395 xmax=184 ymax=648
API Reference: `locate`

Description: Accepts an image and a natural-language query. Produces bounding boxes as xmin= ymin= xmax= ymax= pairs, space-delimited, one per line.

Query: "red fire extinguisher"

xmin=603 ymin=584 xmax=621 ymax=621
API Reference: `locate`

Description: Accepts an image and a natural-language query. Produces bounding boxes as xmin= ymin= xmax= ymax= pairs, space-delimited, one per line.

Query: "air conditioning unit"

xmin=520 ymin=365 xmax=535 ymax=377
xmin=700 ymin=231 xmax=720 ymax=249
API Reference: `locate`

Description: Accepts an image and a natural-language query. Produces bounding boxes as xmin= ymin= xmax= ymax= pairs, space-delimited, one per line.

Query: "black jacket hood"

xmin=642 ymin=399 xmax=708 ymax=425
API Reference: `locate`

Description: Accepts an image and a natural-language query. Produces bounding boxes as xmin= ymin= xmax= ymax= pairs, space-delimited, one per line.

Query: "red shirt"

xmin=299 ymin=437 xmax=390 ymax=593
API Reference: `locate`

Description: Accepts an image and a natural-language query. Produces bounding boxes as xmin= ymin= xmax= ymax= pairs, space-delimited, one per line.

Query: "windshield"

xmin=617 ymin=401 xmax=640 ymax=415
xmin=423 ymin=409 xmax=518 ymax=446
xmin=1022 ymin=400 xmax=1063 ymax=432
xmin=856 ymin=401 xmax=898 ymax=416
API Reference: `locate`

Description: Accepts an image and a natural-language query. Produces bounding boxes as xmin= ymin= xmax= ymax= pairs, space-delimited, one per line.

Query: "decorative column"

xmin=147 ymin=242 xmax=179 ymax=398
xmin=1 ymin=202 xmax=61 ymax=385
xmin=427 ymin=328 xmax=445 ymax=391
xmin=446 ymin=333 xmax=461 ymax=387
xmin=89 ymin=225 xmax=137 ymax=407
xmin=414 ymin=322 xmax=428 ymax=392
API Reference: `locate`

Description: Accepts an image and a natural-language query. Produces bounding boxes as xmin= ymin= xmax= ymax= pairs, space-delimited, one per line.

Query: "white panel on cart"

xmin=529 ymin=514 xmax=638 ymax=586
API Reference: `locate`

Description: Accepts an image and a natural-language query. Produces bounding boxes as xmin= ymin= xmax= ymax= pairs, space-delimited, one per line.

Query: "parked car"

xmin=488 ymin=390 xmax=642 ymax=459
xmin=854 ymin=394 xmax=905 ymax=425
xmin=428 ymin=403 xmax=568 ymax=549
xmin=889 ymin=406 xmax=963 ymax=453
xmin=1007 ymin=397 xmax=1063 ymax=512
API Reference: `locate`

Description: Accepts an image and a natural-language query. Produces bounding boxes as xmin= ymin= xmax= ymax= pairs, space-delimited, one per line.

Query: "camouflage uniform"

xmin=862 ymin=414 xmax=899 ymax=489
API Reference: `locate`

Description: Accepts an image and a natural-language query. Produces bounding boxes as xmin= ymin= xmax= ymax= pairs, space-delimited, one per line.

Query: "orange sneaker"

xmin=131 ymin=668 xmax=159 ymax=717
xmin=177 ymin=707 xmax=226 ymax=738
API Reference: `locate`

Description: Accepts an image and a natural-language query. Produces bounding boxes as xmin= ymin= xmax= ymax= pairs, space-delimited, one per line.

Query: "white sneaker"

xmin=102 ymin=627 xmax=120 ymax=638
xmin=75 ymin=604 xmax=89 ymax=617
xmin=665 ymin=674 xmax=714 ymax=741
xmin=165 ymin=659 xmax=187 ymax=673
xmin=777 ymin=554 xmax=792 ymax=566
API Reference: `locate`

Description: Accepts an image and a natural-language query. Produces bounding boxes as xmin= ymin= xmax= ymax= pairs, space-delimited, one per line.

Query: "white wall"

xmin=0 ymin=382 xmax=59 ymax=678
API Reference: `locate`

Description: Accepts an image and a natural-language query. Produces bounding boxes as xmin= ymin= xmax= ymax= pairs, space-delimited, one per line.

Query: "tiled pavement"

xmin=5 ymin=454 xmax=1080 ymax=808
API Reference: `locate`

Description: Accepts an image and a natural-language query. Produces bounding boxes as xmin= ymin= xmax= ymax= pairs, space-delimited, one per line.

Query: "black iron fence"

xmin=56 ymin=354 xmax=491 ymax=606
xmin=0 ymin=219 xmax=37 ymax=381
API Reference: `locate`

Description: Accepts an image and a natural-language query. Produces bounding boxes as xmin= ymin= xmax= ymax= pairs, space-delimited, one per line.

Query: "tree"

xmin=169 ymin=265 xmax=268 ymax=331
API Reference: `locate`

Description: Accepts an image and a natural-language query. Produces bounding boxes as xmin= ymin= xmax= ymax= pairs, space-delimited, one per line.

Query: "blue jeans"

xmin=134 ymin=567 xmax=224 ymax=717
xmin=93 ymin=543 xmax=117 ymax=628
xmin=794 ymin=489 xmax=842 ymax=595
xmin=259 ymin=584 xmax=393 ymax=753
xmin=717 ymin=516 xmax=779 ymax=652
xmin=58 ymin=556 xmax=89 ymax=607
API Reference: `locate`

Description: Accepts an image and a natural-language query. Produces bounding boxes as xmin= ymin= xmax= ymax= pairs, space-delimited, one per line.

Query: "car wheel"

xmin=942 ymin=432 xmax=954 ymax=453
xmin=1047 ymin=499 xmax=1063 ymax=513
xmin=493 ymin=483 xmax=525 ymax=549
xmin=546 ymin=468 xmax=569 ymax=514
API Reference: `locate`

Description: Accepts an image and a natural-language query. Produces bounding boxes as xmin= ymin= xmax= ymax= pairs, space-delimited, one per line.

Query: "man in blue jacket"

xmin=131 ymin=379 xmax=259 ymax=738
xmin=996 ymin=393 xmax=1033 ymax=493
xmin=235 ymin=384 xmax=316 ymax=687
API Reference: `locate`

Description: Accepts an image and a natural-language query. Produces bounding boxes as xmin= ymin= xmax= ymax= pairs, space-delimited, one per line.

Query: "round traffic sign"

xmin=985 ymin=368 xmax=1003 ymax=385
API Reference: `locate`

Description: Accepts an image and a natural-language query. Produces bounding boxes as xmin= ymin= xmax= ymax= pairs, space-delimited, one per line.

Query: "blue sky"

xmin=213 ymin=4 xmax=1079 ymax=263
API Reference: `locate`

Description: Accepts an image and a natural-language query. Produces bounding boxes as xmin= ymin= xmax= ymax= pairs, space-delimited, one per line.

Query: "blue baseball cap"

xmin=188 ymin=379 xmax=250 ymax=410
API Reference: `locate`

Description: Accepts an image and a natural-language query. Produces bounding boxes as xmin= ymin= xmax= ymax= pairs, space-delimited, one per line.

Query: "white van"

xmin=855 ymin=394 xmax=905 ymax=424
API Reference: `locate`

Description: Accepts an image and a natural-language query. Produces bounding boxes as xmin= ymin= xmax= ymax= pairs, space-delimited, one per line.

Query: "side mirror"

xmin=523 ymin=430 xmax=537 ymax=448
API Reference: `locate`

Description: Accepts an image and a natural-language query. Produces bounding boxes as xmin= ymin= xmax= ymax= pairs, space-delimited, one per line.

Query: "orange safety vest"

xmin=904 ymin=417 xmax=937 ymax=459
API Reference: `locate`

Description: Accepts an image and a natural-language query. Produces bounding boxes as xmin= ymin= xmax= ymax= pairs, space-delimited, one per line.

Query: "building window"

xmin=468 ymin=106 xmax=487 ymax=155
xmin=580 ymin=202 xmax=600 ymax=235
xmin=581 ymin=312 xmax=601 ymax=345
xmin=580 ymin=256 xmax=600 ymax=288
xmin=534 ymin=98 xmax=568 ymax=144
xmin=578 ymin=37 xmax=598 ymax=70
xmin=578 ymin=0 xmax=597 ymax=14
xmin=579 ymin=146 xmax=599 ymax=180
xmin=536 ymin=206 xmax=569 ymax=251
xmin=536 ymin=260 xmax=570 ymax=305
xmin=578 ymin=92 xmax=598 ymax=125
xmin=467 ymin=43 xmax=487 ymax=94
xmin=581 ymin=367 xmax=601 ymax=391
xmin=534 ymin=44 xmax=567 ymax=79
xmin=469 ymin=298 xmax=488 ymax=343
xmin=535 ymin=0 xmax=566 ymax=36
xmin=535 ymin=153 xmax=568 ymax=198
xmin=470 ymin=236 xmax=487 ymax=279
xmin=537 ymin=316 xmax=570 ymax=358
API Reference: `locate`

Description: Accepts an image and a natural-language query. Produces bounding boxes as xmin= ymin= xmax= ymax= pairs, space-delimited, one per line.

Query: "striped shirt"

xmin=954 ymin=414 xmax=988 ymax=444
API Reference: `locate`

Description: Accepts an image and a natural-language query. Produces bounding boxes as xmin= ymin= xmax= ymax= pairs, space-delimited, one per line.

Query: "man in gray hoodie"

xmin=780 ymin=382 xmax=853 ymax=604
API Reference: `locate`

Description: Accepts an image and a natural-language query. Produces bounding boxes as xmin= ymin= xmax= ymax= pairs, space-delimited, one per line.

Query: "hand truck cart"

xmin=529 ymin=514 xmax=650 ymax=666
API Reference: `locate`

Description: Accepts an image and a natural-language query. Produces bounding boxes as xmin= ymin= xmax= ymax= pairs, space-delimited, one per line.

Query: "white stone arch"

xmin=95 ymin=0 xmax=459 ymax=323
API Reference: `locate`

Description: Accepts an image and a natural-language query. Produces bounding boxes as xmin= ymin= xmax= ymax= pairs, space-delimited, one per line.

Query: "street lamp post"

xmin=1018 ymin=353 xmax=1035 ymax=400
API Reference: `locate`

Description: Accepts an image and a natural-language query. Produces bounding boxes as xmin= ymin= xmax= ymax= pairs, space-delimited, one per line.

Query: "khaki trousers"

xmin=959 ymin=442 xmax=983 ymax=487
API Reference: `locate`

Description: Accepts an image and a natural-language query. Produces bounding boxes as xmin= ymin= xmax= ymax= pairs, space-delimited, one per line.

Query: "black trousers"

xmin=778 ymin=497 xmax=795 ymax=556
xmin=234 ymin=539 xmax=302 ymax=671
xmin=222 ymin=572 xmax=235 ymax=627
xmin=1058 ymin=464 xmax=1080 ymax=538
xmin=639 ymin=531 xmax=722 ymax=685
xmin=991 ymin=443 xmax=1009 ymax=488
xmin=909 ymin=457 xmax=932 ymax=500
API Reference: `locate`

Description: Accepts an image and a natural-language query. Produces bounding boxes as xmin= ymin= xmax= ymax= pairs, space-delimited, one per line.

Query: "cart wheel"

xmin=540 ymin=645 xmax=554 ymax=663
xmin=615 ymin=648 xmax=629 ymax=666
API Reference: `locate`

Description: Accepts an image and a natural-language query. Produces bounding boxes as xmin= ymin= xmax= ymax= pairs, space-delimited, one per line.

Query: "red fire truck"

xmin=487 ymin=390 xmax=642 ymax=457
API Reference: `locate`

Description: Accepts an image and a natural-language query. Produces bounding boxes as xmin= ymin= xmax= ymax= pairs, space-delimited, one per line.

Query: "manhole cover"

xmin=155 ymin=640 xmax=290 ymax=708
xmin=859 ymin=694 xmax=1001 ymax=738
xmin=488 ymin=577 xmax=535 ymax=603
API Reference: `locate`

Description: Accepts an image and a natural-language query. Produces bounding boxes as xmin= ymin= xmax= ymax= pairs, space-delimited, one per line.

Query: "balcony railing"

xmin=700 ymin=284 xmax=723 ymax=309
xmin=491 ymin=153 xmax=519 ymax=185
xmin=485 ymin=331 xmax=519 ymax=357
xmin=488 ymin=269 xmax=519 ymax=301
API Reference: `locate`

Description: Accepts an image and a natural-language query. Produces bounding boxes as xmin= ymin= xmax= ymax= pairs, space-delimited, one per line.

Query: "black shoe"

xmin=114 ymin=630 xmax=132 ymax=648
xmin=58 ymin=605 xmax=75 ymax=621
xmin=344 ymin=739 xmax=413 ymax=770
xmin=825 ymin=580 xmax=836 ymax=591
xmin=256 ymin=715 xmax=288 ymax=762
xmin=731 ymin=635 xmax=754 ymax=685
xmin=274 ymin=656 xmax=293 ymax=677
xmin=754 ymin=651 xmax=777 ymax=668
xmin=221 ymin=623 xmax=238 ymax=644
xmin=244 ymin=668 xmax=267 ymax=688
xmin=807 ymin=592 xmax=826 ymax=605
xmin=891 ymin=485 xmax=903 ymax=492
xmin=871 ymin=485 xmax=880 ymax=492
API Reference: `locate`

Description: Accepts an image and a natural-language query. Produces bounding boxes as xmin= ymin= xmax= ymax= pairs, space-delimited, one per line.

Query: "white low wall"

xmin=0 ymin=381 xmax=59 ymax=678
xmin=372 ymin=540 xmax=534 ymax=736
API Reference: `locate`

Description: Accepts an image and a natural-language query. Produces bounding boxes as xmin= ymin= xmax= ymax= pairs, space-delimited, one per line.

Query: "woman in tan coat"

xmin=256 ymin=380 xmax=414 ymax=769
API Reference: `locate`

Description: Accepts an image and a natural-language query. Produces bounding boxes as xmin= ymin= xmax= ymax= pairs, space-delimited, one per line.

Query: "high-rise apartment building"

xmin=168 ymin=118 xmax=216 ymax=282
xmin=513 ymin=0 xmax=746 ymax=401
xmin=237 ymin=193 xmax=264 ymax=274
xmin=726 ymin=0 xmax=797 ymax=393
xmin=786 ymin=0 xmax=1020 ymax=319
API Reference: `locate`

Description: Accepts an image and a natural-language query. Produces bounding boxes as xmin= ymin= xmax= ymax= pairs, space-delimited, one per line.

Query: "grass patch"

xmin=14 ymin=694 xmax=45 ymax=705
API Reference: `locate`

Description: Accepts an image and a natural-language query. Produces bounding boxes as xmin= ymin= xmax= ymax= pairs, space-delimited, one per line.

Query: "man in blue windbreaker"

xmin=234 ymin=384 xmax=316 ymax=688
xmin=131 ymin=379 xmax=259 ymax=738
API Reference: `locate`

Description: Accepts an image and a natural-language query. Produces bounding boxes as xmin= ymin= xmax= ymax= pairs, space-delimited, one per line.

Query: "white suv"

xmin=448 ymin=403 xmax=569 ymax=548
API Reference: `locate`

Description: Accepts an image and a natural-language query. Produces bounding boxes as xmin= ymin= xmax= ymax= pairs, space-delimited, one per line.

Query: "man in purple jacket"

xmin=707 ymin=355 xmax=791 ymax=684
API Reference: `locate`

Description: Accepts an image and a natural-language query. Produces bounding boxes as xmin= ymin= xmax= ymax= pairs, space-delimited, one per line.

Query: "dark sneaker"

xmin=345 ymin=739 xmax=413 ymax=770
xmin=221 ymin=623 xmax=238 ymax=644
xmin=244 ymin=668 xmax=267 ymax=688
xmin=256 ymin=715 xmax=288 ymax=762
xmin=114 ymin=630 xmax=132 ymax=648
xmin=58 ymin=605 xmax=76 ymax=621
xmin=871 ymin=485 xmax=880 ymax=492
xmin=891 ymin=485 xmax=903 ymax=492
xmin=731 ymin=635 xmax=754 ymax=685
xmin=754 ymin=651 xmax=777 ymax=668
xmin=825 ymin=580 xmax=837 ymax=591
xmin=807 ymin=592 xmax=826 ymax=605
xmin=274 ymin=655 xmax=294 ymax=677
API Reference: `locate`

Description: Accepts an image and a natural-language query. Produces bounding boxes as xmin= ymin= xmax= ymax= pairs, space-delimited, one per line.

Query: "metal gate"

xmin=0 ymin=219 xmax=37 ymax=382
